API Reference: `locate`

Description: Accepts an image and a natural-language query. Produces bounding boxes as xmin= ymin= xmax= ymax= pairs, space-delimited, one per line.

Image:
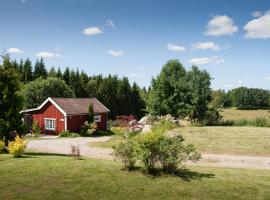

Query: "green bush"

xmin=136 ymin=132 xmax=200 ymax=173
xmin=59 ymin=130 xmax=80 ymax=138
xmin=113 ymin=129 xmax=201 ymax=173
xmin=151 ymin=119 xmax=177 ymax=135
xmin=202 ymin=107 xmax=222 ymax=126
xmin=113 ymin=140 xmax=139 ymax=170
xmin=32 ymin=120 xmax=41 ymax=137
xmin=80 ymin=122 xmax=97 ymax=136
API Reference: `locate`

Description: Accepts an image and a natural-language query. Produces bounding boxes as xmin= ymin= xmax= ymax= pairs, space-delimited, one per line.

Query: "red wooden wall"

xmin=31 ymin=102 xmax=65 ymax=135
xmin=67 ymin=113 xmax=108 ymax=132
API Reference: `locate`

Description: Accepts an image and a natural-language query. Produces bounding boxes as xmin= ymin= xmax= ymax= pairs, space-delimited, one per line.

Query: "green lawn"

xmin=92 ymin=126 xmax=270 ymax=156
xmin=0 ymin=154 xmax=269 ymax=200
xmin=178 ymin=126 xmax=270 ymax=156
xmin=221 ymin=108 xmax=270 ymax=121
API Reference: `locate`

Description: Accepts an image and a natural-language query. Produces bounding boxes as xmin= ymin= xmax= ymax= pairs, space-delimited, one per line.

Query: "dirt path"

xmin=27 ymin=137 xmax=270 ymax=170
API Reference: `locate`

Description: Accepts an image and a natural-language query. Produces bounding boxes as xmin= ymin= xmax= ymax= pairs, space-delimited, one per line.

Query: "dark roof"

xmin=51 ymin=98 xmax=109 ymax=115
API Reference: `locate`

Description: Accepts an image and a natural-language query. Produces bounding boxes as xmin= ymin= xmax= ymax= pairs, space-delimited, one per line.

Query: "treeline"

xmin=211 ymin=87 xmax=270 ymax=109
xmin=9 ymin=57 xmax=146 ymax=119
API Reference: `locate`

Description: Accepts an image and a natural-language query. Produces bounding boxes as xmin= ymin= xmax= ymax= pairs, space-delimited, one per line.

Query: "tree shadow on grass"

xmin=123 ymin=167 xmax=215 ymax=182
xmin=173 ymin=168 xmax=215 ymax=182
xmin=24 ymin=152 xmax=70 ymax=157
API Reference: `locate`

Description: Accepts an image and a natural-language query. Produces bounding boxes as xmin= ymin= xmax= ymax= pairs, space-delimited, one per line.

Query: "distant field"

xmin=0 ymin=154 xmax=269 ymax=200
xmin=178 ymin=126 xmax=270 ymax=156
xmin=92 ymin=126 xmax=270 ymax=156
xmin=221 ymin=108 xmax=270 ymax=121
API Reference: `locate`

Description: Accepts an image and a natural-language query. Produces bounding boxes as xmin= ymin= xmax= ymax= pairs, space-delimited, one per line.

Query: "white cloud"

xmin=36 ymin=51 xmax=61 ymax=58
xmin=106 ymin=19 xmax=115 ymax=29
xmin=251 ymin=11 xmax=262 ymax=18
xmin=7 ymin=48 xmax=24 ymax=54
xmin=266 ymin=77 xmax=270 ymax=80
xmin=205 ymin=15 xmax=238 ymax=36
xmin=108 ymin=50 xmax=123 ymax=57
xmin=20 ymin=0 xmax=26 ymax=3
xmin=167 ymin=43 xmax=186 ymax=51
xmin=83 ymin=27 xmax=102 ymax=36
xmin=191 ymin=42 xmax=221 ymax=51
xmin=189 ymin=56 xmax=225 ymax=65
xmin=244 ymin=10 xmax=270 ymax=39
xmin=130 ymin=73 xmax=140 ymax=77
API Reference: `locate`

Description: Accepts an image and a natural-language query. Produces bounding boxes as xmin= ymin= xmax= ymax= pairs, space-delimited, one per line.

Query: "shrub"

xmin=218 ymin=117 xmax=270 ymax=127
xmin=0 ymin=140 xmax=5 ymax=152
xmin=202 ymin=107 xmax=222 ymax=126
xmin=7 ymin=135 xmax=28 ymax=158
xmin=136 ymin=132 xmax=200 ymax=173
xmin=151 ymin=119 xmax=177 ymax=135
xmin=113 ymin=139 xmax=138 ymax=170
xmin=113 ymin=130 xmax=201 ymax=173
xmin=32 ymin=120 xmax=41 ymax=137
xmin=59 ymin=130 xmax=80 ymax=138
xmin=80 ymin=121 xmax=97 ymax=136
xmin=111 ymin=126 xmax=128 ymax=137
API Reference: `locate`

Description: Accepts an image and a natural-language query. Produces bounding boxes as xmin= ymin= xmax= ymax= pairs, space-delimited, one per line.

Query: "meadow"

xmin=0 ymin=154 xmax=269 ymax=200
xmin=221 ymin=108 xmax=270 ymax=121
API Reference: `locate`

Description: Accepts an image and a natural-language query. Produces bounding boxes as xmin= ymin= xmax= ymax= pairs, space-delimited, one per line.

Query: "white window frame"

xmin=44 ymin=118 xmax=56 ymax=131
xmin=94 ymin=115 xmax=101 ymax=122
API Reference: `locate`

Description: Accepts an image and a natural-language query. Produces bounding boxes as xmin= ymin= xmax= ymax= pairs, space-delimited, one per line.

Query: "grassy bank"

xmin=91 ymin=126 xmax=270 ymax=156
xmin=221 ymin=108 xmax=270 ymax=121
xmin=178 ymin=126 xmax=270 ymax=156
xmin=0 ymin=154 xmax=269 ymax=200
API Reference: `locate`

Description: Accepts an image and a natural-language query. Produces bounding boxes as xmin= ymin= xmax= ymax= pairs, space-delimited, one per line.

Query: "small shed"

xmin=21 ymin=97 xmax=110 ymax=135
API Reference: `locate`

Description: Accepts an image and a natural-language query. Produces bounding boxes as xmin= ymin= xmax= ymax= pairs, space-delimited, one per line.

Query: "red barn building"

xmin=21 ymin=97 xmax=110 ymax=135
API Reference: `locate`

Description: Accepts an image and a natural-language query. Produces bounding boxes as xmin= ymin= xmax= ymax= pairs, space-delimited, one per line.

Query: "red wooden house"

xmin=21 ymin=97 xmax=110 ymax=135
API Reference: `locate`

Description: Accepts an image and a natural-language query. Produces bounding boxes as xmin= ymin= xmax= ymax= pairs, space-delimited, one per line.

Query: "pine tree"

xmin=63 ymin=67 xmax=70 ymax=85
xmin=0 ymin=55 xmax=25 ymax=142
xmin=33 ymin=58 xmax=47 ymax=79
xmin=56 ymin=67 xmax=62 ymax=79
xmin=117 ymin=77 xmax=132 ymax=115
xmin=48 ymin=67 xmax=57 ymax=77
xmin=88 ymin=103 xmax=94 ymax=123
xmin=131 ymin=82 xmax=145 ymax=118
xmin=23 ymin=58 xmax=33 ymax=83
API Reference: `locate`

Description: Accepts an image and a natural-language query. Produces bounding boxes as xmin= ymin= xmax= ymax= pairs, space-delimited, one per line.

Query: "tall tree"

xmin=23 ymin=58 xmax=33 ymax=83
xmin=56 ymin=67 xmax=62 ymax=79
xmin=33 ymin=58 xmax=47 ymax=79
xmin=63 ymin=67 xmax=70 ymax=85
xmin=146 ymin=59 xmax=188 ymax=117
xmin=0 ymin=55 xmax=25 ymax=142
xmin=186 ymin=66 xmax=211 ymax=122
xmin=117 ymin=77 xmax=132 ymax=115
xmin=48 ymin=67 xmax=57 ymax=77
xmin=22 ymin=77 xmax=75 ymax=108
xmin=130 ymin=82 xmax=145 ymax=118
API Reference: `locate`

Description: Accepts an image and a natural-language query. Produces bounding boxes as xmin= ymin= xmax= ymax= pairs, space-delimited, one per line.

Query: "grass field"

xmin=221 ymin=108 xmax=270 ymax=121
xmin=178 ymin=126 xmax=270 ymax=156
xmin=91 ymin=126 xmax=270 ymax=156
xmin=0 ymin=154 xmax=269 ymax=200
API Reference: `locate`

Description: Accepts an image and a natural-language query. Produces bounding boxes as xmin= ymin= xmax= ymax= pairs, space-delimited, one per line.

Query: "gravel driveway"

xmin=27 ymin=136 xmax=270 ymax=170
xmin=27 ymin=136 xmax=113 ymax=160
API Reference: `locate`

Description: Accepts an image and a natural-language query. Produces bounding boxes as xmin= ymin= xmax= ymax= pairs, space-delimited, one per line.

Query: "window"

xmin=45 ymin=118 xmax=56 ymax=131
xmin=94 ymin=115 xmax=101 ymax=122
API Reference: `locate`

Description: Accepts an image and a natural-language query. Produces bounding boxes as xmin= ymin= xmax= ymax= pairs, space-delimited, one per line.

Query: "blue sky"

xmin=1 ymin=0 xmax=270 ymax=90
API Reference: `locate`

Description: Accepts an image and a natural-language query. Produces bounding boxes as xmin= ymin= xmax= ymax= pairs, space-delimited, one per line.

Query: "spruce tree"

xmin=0 ymin=55 xmax=25 ymax=142
xmin=23 ymin=58 xmax=33 ymax=83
